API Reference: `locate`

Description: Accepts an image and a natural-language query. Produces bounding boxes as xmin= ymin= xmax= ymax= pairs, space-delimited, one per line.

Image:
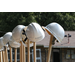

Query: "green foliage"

xmin=0 ymin=12 xmax=37 ymax=32
xmin=0 ymin=12 xmax=75 ymax=36
xmin=34 ymin=12 xmax=75 ymax=31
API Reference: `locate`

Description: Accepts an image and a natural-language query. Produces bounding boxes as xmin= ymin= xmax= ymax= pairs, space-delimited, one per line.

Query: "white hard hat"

xmin=9 ymin=36 xmax=21 ymax=48
xmin=12 ymin=25 xmax=25 ymax=42
xmin=26 ymin=22 xmax=45 ymax=42
xmin=45 ymin=22 xmax=65 ymax=43
xmin=3 ymin=32 xmax=12 ymax=46
xmin=0 ymin=37 xmax=4 ymax=50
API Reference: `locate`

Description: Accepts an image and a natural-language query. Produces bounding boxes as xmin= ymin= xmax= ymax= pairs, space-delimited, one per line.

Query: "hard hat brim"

xmin=0 ymin=47 xmax=4 ymax=51
xmin=22 ymin=42 xmax=33 ymax=47
xmin=22 ymin=39 xmax=33 ymax=47
xmin=9 ymin=41 xmax=21 ymax=48
xmin=45 ymin=27 xmax=60 ymax=43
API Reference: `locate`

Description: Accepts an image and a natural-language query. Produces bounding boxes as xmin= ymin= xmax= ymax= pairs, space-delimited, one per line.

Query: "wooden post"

xmin=46 ymin=34 xmax=53 ymax=62
xmin=33 ymin=42 xmax=36 ymax=62
xmin=0 ymin=51 xmax=2 ymax=62
xmin=10 ymin=46 xmax=12 ymax=62
xmin=2 ymin=51 xmax=5 ymax=62
xmin=5 ymin=47 xmax=8 ymax=62
xmin=15 ymin=48 xmax=17 ymax=62
xmin=27 ymin=39 xmax=30 ymax=62
xmin=23 ymin=45 xmax=25 ymax=62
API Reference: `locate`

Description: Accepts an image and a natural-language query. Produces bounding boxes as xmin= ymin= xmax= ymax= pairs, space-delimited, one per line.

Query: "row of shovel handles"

xmin=0 ymin=35 xmax=53 ymax=62
xmin=0 ymin=39 xmax=36 ymax=62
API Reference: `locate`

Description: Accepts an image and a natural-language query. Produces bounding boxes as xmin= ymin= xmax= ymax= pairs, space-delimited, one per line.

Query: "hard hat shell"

xmin=3 ymin=32 xmax=12 ymax=46
xmin=12 ymin=25 xmax=25 ymax=42
xmin=0 ymin=37 xmax=4 ymax=50
xmin=26 ymin=22 xmax=45 ymax=42
xmin=9 ymin=36 xmax=21 ymax=48
xmin=45 ymin=22 xmax=65 ymax=43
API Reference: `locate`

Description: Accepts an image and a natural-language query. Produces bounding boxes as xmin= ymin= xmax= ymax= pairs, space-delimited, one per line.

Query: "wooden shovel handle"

xmin=27 ymin=39 xmax=30 ymax=62
xmin=15 ymin=48 xmax=17 ymax=62
xmin=5 ymin=47 xmax=8 ymax=62
xmin=0 ymin=51 xmax=2 ymax=62
xmin=9 ymin=46 xmax=12 ymax=62
xmin=47 ymin=34 xmax=53 ymax=62
xmin=2 ymin=51 xmax=5 ymax=62
xmin=20 ymin=41 xmax=23 ymax=62
xmin=23 ymin=45 xmax=25 ymax=62
xmin=33 ymin=42 xmax=36 ymax=62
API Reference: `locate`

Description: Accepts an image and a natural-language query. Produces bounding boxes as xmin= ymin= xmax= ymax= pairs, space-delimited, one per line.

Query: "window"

xmin=71 ymin=50 xmax=75 ymax=59
xmin=32 ymin=49 xmax=42 ymax=62
xmin=66 ymin=50 xmax=70 ymax=59
xmin=8 ymin=48 xmax=20 ymax=62
xmin=66 ymin=50 xmax=75 ymax=59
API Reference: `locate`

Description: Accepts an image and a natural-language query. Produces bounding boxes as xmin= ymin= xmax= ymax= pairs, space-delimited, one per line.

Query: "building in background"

xmin=37 ymin=31 xmax=75 ymax=62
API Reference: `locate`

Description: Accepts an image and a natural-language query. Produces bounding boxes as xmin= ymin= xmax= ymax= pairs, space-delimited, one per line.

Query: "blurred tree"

xmin=0 ymin=12 xmax=75 ymax=36
xmin=34 ymin=12 xmax=75 ymax=31
xmin=0 ymin=12 xmax=37 ymax=33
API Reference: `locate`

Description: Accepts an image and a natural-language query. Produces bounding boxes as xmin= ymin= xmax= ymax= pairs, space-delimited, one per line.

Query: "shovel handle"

xmin=15 ymin=48 xmax=17 ymax=62
xmin=0 ymin=51 xmax=2 ymax=62
xmin=10 ymin=46 xmax=12 ymax=62
xmin=2 ymin=51 xmax=5 ymax=62
xmin=27 ymin=39 xmax=30 ymax=62
xmin=23 ymin=45 xmax=25 ymax=62
xmin=33 ymin=42 xmax=36 ymax=62
xmin=5 ymin=47 xmax=8 ymax=62
xmin=47 ymin=34 xmax=53 ymax=62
